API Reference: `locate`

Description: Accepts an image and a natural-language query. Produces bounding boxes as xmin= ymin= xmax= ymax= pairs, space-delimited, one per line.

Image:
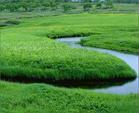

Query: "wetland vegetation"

xmin=1 ymin=14 xmax=137 ymax=81
xmin=0 ymin=0 xmax=139 ymax=113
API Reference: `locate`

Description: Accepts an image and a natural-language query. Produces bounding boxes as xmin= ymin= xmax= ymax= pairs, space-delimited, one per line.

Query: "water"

xmin=57 ymin=37 xmax=139 ymax=94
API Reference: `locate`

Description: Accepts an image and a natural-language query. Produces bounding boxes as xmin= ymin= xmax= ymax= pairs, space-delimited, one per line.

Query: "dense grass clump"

xmin=0 ymin=13 xmax=137 ymax=82
xmin=0 ymin=81 xmax=139 ymax=113
xmin=0 ymin=33 xmax=135 ymax=81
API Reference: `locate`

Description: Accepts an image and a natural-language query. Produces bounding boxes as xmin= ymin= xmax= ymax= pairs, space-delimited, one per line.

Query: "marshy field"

xmin=0 ymin=1 xmax=139 ymax=113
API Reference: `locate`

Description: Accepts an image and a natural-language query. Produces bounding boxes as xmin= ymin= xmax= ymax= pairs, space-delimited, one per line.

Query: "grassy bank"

xmin=0 ymin=14 xmax=137 ymax=82
xmin=0 ymin=81 xmax=139 ymax=113
xmin=80 ymin=27 xmax=139 ymax=54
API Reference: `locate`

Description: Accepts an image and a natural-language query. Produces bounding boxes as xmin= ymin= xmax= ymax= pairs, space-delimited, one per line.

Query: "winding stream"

xmin=57 ymin=37 xmax=139 ymax=94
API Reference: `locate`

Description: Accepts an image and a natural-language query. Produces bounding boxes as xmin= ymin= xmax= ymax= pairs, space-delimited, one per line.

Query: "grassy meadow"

xmin=80 ymin=26 xmax=139 ymax=54
xmin=0 ymin=81 xmax=139 ymax=113
xmin=0 ymin=13 xmax=137 ymax=81
xmin=0 ymin=3 xmax=139 ymax=25
xmin=0 ymin=12 xmax=139 ymax=113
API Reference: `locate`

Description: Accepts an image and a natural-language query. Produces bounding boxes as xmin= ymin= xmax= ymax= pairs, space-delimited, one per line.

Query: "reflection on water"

xmin=57 ymin=37 xmax=139 ymax=94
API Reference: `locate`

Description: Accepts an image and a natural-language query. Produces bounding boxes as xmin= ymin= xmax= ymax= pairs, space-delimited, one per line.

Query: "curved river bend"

xmin=57 ymin=37 xmax=139 ymax=94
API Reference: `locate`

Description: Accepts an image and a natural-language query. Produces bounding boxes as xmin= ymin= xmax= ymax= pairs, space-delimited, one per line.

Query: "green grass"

xmin=0 ymin=13 xmax=139 ymax=113
xmin=114 ymin=3 xmax=139 ymax=13
xmin=0 ymin=3 xmax=139 ymax=24
xmin=0 ymin=81 xmax=139 ymax=113
xmin=80 ymin=28 xmax=139 ymax=54
xmin=0 ymin=13 xmax=137 ymax=81
xmin=93 ymin=3 xmax=139 ymax=13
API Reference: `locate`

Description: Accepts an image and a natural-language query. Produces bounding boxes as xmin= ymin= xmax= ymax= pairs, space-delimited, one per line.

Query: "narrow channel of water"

xmin=57 ymin=37 xmax=139 ymax=94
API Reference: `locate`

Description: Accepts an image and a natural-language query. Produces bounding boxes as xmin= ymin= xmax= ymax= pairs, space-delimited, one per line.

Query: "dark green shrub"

xmin=62 ymin=4 xmax=72 ymax=12
xmin=105 ymin=0 xmax=113 ymax=9
xmin=95 ymin=2 xmax=102 ymax=9
xmin=83 ymin=3 xmax=92 ymax=12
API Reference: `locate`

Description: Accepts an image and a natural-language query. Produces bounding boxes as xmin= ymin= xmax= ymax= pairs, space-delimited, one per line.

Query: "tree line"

xmin=113 ymin=0 xmax=139 ymax=3
xmin=0 ymin=0 xmax=138 ymax=12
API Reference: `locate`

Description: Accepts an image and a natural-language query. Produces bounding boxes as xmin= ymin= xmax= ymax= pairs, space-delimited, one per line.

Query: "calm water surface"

xmin=57 ymin=37 xmax=139 ymax=94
